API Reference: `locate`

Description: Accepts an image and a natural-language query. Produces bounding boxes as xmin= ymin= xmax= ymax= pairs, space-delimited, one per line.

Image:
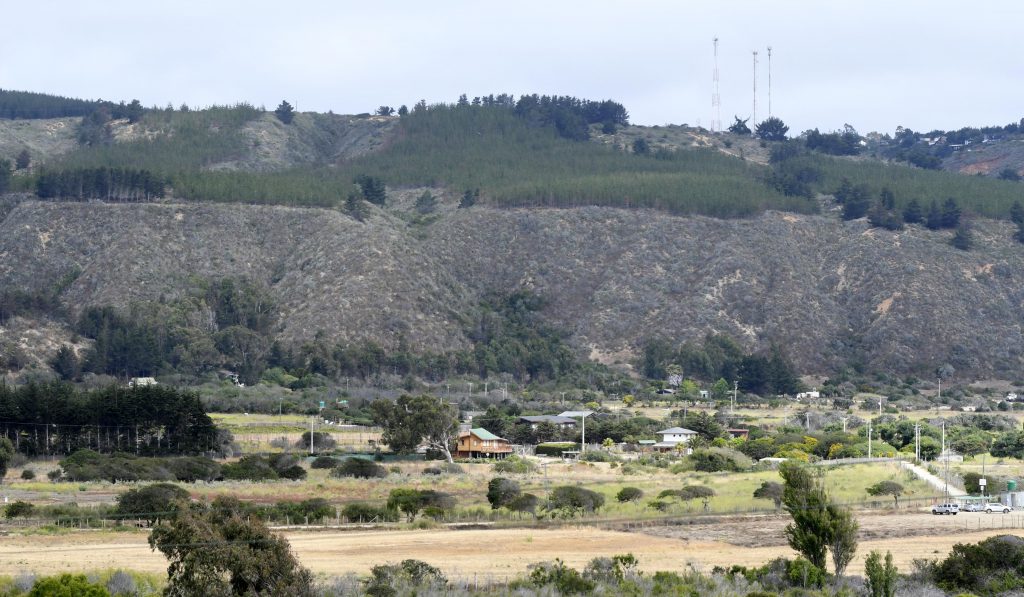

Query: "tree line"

xmin=0 ymin=89 xmax=144 ymax=120
xmin=35 ymin=166 xmax=166 ymax=201
xmin=0 ymin=382 xmax=218 ymax=456
xmin=641 ymin=333 xmax=801 ymax=396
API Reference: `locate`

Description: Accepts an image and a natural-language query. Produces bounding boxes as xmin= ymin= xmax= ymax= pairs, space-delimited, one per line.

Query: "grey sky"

xmin=2 ymin=1 xmax=1020 ymax=135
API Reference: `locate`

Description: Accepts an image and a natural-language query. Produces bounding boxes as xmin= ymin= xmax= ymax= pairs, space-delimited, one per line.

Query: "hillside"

xmin=2 ymin=198 xmax=1023 ymax=380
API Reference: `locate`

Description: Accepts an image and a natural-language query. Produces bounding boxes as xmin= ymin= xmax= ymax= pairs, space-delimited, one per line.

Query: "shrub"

xmin=545 ymin=486 xmax=605 ymax=517
xmin=579 ymin=450 xmax=620 ymax=463
xmin=422 ymin=467 xmax=442 ymax=475
xmin=331 ymin=457 xmax=388 ymax=479
xmin=115 ymin=482 xmax=190 ymax=524
xmin=365 ymin=559 xmax=446 ymax=597
xmin=616 ymin=487 xmax=644 ymax=503
xmin=27 ymin=574 xmax=110 ymax=596
xmin=278 ymin=465 xmax=307 ymax=481
xmin=508 ymin=493 xmax=539 ymax=516
xmin=932 ymin=534 xmax=1024 ymax=593
xmin=530 ymin=559 xmax=595 ymax=594
xmin=47 ymin=469 xmax=62 ymax=481
xmin=536 ymin=442 xmax=579 ymax=456
xmin=5 ymin=500 xmax=35 ymax=518
xmin=341 ymin=503 xmax=398 ymax=523
xmin=493 ymin=455 xmax=537 ymax=474
xmin=105 ymin=571 xmax=136 ymax=596
xmin=275 ymin=498 xmax=334 ymax=523
xmin=310 ymin=455 xmax=338 ymax=469
xmin=221 ymin=455 xmax=279 ymax=481
xmin=688 ymin=447 xmax=751 ymax=472
xmin=21 ymin=469 xmax=35 ymax=480
xmin=487 ymin=477 xmax=522 ymax=509
xmin=297 ymin=431 xmax=336 ymax=452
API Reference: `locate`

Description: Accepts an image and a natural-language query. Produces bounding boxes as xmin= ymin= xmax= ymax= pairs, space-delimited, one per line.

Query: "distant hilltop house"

xmin=128 ymin=377 xmax=157 ymax=388
xmin=653 ymin=427 xmax=698 ymax=452
xmin=518 ymin=415 xmax=577 ymax=429
xmin=1007 ymin=392 xmax=1018 ymax=402
xmin=796 ymin=390 xmax=820 ymax=400
xmin=454 ymin=428 xmax=512 ymax=459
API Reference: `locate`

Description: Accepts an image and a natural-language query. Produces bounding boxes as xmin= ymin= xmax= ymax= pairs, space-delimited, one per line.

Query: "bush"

xmin=274 ymin=498 xmax=334 ymax=523
xmin=310 ymin=455 xmax=338 ymax=469
xmin=5 ymin=500 xmax=35 ymax=518
xmin=536 ymin=442 xmax=579 ymax=456
xmin=297 ymin=431 xmax=336 ymax=453
xmin=493 ymin=455 xmax=537 ymax=474
xmin=530 ymin=559 xmax=595 ymax=594
xmin=341 ymin=503 xmax=398 ymax=523
xmin=932 ymin=534 xmax=1024 ymax=594
xmin=545 ymin=486 xmax=605 ymax=517
xmin=59 ymin=450 xmax=221 ymax=483
xmin=21 ymin=468 xmax=35 ymax=480
xmin=331 ymin=457 xmax=388 ymax=479
xmin=508 ymin=493 xmax=539 ymax=516
xmin=221 ymin=455 xmax=279 ymax=481
xmin=579 ymin=450 xmax=620 ymax=463
xmin=487 ymin=477 xmax=522 ymax=509
xmin=28 ymin=574 xmax=110 ymax=596
xmin=616 ymin=487 xmax=644 ymax=503
xmin=688 ymin=447 xmax=751 ymax=472
xmin=278 ymin=465 xmax=307 ymax=480
xmin=365 ymin=559 xmax=446 ymax=597
xmin=115 ymin=482 xmax=190 ymax=524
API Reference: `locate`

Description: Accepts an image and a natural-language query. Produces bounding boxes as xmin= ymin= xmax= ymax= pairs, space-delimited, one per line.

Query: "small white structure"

xmin=1007 ymin=392 xmax=1018 ymax=402
xmin=796 ymin=390 xmax=820 ymax=400
xmin=128 ymin=377 xmax=157 ymax=388
xmin=653 ymin=427 xmax=698 ymax=452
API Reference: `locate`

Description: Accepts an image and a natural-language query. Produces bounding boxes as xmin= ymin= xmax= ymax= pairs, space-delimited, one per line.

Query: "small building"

xmin=727 ymin=428 xmax=750 ymax=440
xmin=558 ymin=410 xmax=595 ymax=419
xmin=653 ymin=427 xmax=698 ymax=452
xmin=518 ymin=415 xmax=577 ymax=429
xmin=796 ymin=390 xmax=820 ymax=400
xmin=454 ymin=428 xmax=513 ymax=459
xmin=128 ymin=377 xmax=157 ymax=388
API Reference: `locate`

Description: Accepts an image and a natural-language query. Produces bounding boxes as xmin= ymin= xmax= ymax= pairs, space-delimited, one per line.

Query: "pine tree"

xmin=274 ymin=100 xmax=295 ymax=124
xmin=902 ymin=199 xmax=923 ymax=224
xmin=1011 ymin=201 xmax=1024 ymax=226
xmin=951 ymin=225 xmax=973 ymax=251
xmin=940 ymin=198 xmax=962 ymax=229
xmin=14 ymin=149 xmax=30 ymax=170
xmin=925 ymin=200 xmax=943 ymax=230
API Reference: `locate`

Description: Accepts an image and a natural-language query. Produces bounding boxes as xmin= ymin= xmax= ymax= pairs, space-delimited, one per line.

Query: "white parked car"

xmin=984 ymin=502 xmax=1012 ymax=514
xmin=931 ymin=503 xmax=959 ymax=515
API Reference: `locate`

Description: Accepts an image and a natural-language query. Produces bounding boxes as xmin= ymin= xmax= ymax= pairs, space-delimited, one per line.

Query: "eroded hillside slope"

xmin=2 ymin=200 xmax=1022 ymax=378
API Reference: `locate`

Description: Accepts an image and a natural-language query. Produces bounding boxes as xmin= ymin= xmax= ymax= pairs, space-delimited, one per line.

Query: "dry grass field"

xmin=1 ymin=514 xmax=1021 ymax=581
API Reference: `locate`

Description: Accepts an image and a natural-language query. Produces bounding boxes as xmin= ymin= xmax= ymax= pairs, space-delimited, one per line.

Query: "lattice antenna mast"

xmin=712 ymin=37 xmax=722 ymax=133
xmin=752 ymin=50 xmax=759 ymax=128
xmin=767 ymin=46 xmax=773 ymax=119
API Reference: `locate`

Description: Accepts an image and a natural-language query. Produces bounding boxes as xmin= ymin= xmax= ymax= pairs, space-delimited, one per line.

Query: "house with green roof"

xmin=455 ymin=428 xmax=513 ymax=459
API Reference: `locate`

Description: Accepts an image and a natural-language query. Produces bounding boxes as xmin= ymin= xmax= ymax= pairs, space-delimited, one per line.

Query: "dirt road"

xmin=1 ymin=513 xmax=1021 ymax=580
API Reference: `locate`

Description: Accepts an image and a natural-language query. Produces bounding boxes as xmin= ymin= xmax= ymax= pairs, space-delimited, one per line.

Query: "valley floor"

xmin=2 ymin=513 xmax=1021 ymax=581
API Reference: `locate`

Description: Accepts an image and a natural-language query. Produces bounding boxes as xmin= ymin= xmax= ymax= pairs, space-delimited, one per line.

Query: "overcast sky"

xmin=2 ymin=1 xmax=1020 ymax=135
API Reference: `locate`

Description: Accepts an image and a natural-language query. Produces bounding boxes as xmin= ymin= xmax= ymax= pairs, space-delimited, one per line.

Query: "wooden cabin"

xmin=454 ymin=428 xmax=513 ymax=459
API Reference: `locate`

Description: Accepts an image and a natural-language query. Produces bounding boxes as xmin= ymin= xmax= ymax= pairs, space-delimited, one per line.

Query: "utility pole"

xmin=732 ymin=380 xmax=738 ymax=414
xmin=841 ymin=417 xmax=848 ymax=433
xmin=752 ymin=50 xmax=759 ymax=127
xmin=467 ymin=382 xmax=473 ymax=395
xmin=484 ymin=382 xmax=488 ymax=395
xmin=711 ymin=37 xmax=722 ymax=133
xmin=868 ymin=421 xmax=872 ymax=458
xmin=766 ymin=46 xmax=773 ymax=119
xmin=879 ymin=399 xmax=883 ymax=417
xmin=914 ymin=423 xmax=921 ymax=461
xmin=309 ymin=417 xmax=315 ymax=455
xmin=805 ymin=411 xmax=811 ymax=430
xmin=560 ymin=392 xmax=566 ymax=403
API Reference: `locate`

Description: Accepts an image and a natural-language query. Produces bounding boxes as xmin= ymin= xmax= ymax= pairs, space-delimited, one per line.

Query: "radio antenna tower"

xmin=752 ymin=50 xmax=759 ymax=127
xmin=767 ymin=46 xmax=773 ymax=118
xmin=712 ymin=37 xmax=722 ymax=133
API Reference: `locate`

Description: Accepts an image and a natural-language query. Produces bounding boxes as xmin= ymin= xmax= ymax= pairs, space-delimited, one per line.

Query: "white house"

xmin=128 ymin=377 xmax=157 ymax=388
xmin=796 ymin=390 xmax=820 ymax=400
xmin=653 ymin=427 xmax=698 ymax=452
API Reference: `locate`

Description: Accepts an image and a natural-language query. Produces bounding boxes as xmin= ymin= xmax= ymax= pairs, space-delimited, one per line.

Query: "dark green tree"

xmin=864 ymin=550 xmax=897 ymax=597
xmin=925 ymin=200 xmax=943 ymax=230
xmin=632 ymin=137 xmax=650 ymax=155
xmin=0 ymin=159 xmax=10 ymax=193
xmin=15 ymin=149 xmax=30 ymax=170
xmin=397 ymin=105 xmax=409 ymax=116
xmin=902 ymin=199 xmax=923 ymax=224
xmin=728 ymin=116 xmax=751 ymax=135
xmin=998 ymin=167 xmax=1021 ymax=181
xmin=375 ymin=106 xmax=395 ymax=116
xmin=370 ymin=394 xmax=459 ymax=462
xmin=354 ymin=174 xmax=386 ymax=205
xmin=1011 ymin=200 xmax=1024 ymax=225
xmin=487 ymin=477 xmax=522 ymax=509
xmin=753 ymin=480 xmax=784 ymax=509
xmin=274 ymin=100 xmax=295 ymax=124
xmin=780 ymin=462 xmax=858 ymax=576
xmin=125 ymin=99 xmax=144 ymax=123
xmin=951 ymin=225 xmax=973 ymax=251
xmin=149 ymin=496 xmax=315 ymax=596
xmin=458 ymin=188 xmax=479 ymax=208
xmin=755 ymin=116 xmax=789 ymax=141
xmin=941 ymin=197 xmax=962 ymax=228
xmin=116 ymin=482 xmax=190 ymax=524
xmin=866 ymin=481 xmax=904 ymax=507
xmin=415 ymin=190 xmax=437 ymax=214
xmin=0 ymin=437 xmax=12 ymax=479
xmin=50 ymin=345 xmax=80 ymax=381
xmin=345 ymin=193 xmax=369 ymax=222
